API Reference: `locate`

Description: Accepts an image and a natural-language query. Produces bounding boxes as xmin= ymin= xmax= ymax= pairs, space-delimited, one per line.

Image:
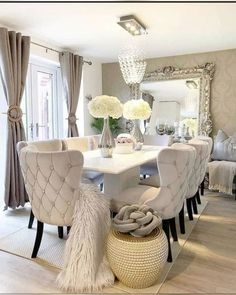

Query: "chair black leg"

xmin=143 ymin=174 xmax=147 ymax=179
xmin=31 ymin=221 xmax=44 ymax=258
xmin=179 ymin=204 xmax=185 ymax=234
xmin=169 ymin=217 xmax=178 ymax=241
xmin=196 ymin=190 xmax=201 ymax=205
xmin=192 ymin=196 xmax=198 ymax=214
xmin=67 ymin=226 xmax=71 ymax=235
xmin=186 ymin=198 xmax=193 ymax=221
xmin=162 ymin=220 xmax=172 ymax=263
xmin=58 ymin=226 xmax=64 ymax=239
xmin=200 ymin=180 xmax=204 ymax=196
xmin=100 ymin=182 xmax=104 ymax=191
xmin=28 ymin=210 xmax=34 ymax=229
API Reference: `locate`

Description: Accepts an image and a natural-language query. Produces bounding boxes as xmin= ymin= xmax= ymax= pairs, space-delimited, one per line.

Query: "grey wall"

xmin=102 ymin=48 xmax=236 ymax=135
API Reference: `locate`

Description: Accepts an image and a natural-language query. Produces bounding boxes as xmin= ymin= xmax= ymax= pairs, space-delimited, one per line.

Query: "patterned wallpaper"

xmin=102 ymin=48 xmax=236 ymax=135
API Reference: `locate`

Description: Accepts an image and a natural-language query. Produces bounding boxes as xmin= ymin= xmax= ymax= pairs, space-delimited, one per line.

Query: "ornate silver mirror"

xmin=138 ymin=63 xmax=215 ymax=136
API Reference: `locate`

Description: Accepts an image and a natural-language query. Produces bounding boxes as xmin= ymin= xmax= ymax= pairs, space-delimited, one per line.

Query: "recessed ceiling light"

xmin=117 ymin=15 xmax=148 ymax=36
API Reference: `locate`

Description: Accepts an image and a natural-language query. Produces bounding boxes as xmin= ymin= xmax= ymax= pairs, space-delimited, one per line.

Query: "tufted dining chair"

xmin=140 ymin=134 xmax=171 ymax=177
xmin=196 ymin=136 xmax=213 ymax=196
xmin=173 ymin=141 xmax=208 ymax=229
xmin=189 ymin=139 xmax=209 ymax=204
xmin=62 ymin=135 xmax=103 ymax=188
xmin=17 ymin=142 xmax=84 ymax=258
xmin=111 ymin=145 xmax=195 ymax=262
xmin=17 ymin=139 xmax=66 ymax=234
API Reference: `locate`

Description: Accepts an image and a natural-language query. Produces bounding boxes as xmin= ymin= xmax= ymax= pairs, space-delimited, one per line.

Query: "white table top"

xmin=83 ymin=145 xmax=165 ymax=174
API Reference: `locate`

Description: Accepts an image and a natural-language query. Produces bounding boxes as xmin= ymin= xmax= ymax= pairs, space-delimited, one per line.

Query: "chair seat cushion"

xmin=110 ymin=185 xmax=160 ymax=213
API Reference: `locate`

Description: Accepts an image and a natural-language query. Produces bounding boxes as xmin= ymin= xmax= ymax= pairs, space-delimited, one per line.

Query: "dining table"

xmin=83 ymin=145 xmax=165 ymax=199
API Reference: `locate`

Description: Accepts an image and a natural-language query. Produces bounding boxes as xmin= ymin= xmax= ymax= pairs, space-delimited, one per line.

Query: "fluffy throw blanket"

xmin=208 ymin=161 xmax=236 ymax=195
xmin=57 ymin=183 xmax=114 ymax=293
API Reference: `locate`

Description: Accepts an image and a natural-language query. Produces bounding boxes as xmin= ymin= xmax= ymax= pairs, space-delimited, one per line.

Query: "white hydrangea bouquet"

xmin=123 ymin=99 xmax=151 ymax=120
xmin=123 ymin=99 xmax=152 ymax=150
xmin=88 ymin=95 xmax=123 ymax=158
xmin=88 ymin=95 xmax=123 ymax=119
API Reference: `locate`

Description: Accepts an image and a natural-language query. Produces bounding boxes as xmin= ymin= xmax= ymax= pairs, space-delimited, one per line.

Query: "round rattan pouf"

xmin=106 ymin=228 xmax=168 ymax=289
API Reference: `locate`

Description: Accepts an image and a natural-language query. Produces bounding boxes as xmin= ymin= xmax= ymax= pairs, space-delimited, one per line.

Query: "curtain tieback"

xmin=68 ymin=113 xmax=78 ymax=125
xmin=7 ymin=105 xmax=23 ymax=123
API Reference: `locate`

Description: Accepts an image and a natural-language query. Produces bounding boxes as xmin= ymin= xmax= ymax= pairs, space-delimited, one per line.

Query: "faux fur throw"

xmin=208 ymin=161 xmax=236 ymax=195
xmin=57 ymin=183 xmax=114 ymax=293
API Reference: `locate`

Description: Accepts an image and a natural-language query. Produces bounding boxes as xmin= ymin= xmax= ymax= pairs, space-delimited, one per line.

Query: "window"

xmin=22 ymin=58 xmax=84 ymax=140
xmin=22 ymin=59 xmax=63 ymax=141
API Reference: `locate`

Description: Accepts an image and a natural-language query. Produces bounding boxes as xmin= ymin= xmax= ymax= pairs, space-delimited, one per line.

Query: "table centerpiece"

xmin=123 ymin=99 xmax=151 ymax=150
xmin=88 ymin=95 xmax=123 ymax=157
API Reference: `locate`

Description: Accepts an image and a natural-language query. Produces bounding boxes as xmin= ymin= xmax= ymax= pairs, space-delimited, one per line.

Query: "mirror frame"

xmin=137 ymin=62 xmax=215 ymax=136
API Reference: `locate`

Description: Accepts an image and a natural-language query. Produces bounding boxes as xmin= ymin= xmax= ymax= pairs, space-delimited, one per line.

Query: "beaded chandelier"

xmin=118 ymin=46 xmax=147 ymax=86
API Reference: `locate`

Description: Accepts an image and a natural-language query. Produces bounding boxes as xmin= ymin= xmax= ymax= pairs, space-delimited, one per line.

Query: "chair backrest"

xmin=25 ymin=139 xmax=63 ymax=152
xmin=62 ymin=135 xmax=101 ymax=152
xmin=189 ymin=139 xmax=209 ymax=183
xmin=92 ymin=134 xmax=101 ymax=149
xmin=171 ymin=143 xmax=201 ymax=199
xmin=17 ymin=142 xmax=84 ymax=226
xmin=196 ymin=136 xmax=213 ymax=159
xmin=174 ymin=141 xmax=207 ymax=199
xmin=143 ymin=134 xmax=171 ymax=146
xmin=140 ymin=145 xmax=195 ymax=219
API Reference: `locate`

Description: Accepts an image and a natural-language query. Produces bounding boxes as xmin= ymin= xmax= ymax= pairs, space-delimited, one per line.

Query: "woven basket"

xmin=106 ymin=228 xmax=168 ymax=289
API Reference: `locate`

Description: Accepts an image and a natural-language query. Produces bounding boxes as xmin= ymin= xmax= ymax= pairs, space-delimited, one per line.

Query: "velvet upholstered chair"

xmin=188 ymin=138 xmax=210 ymax=204
xmin=62 ymin=136 xmax=104 ymax=188
xmin=140 ymin=134 xmax=171 ymax=177
xmin=196 ymin=136 xmax=213 ymax=196
xmin=17 ymin=139 xmax=67 ymax=236
xmin=111 ymin=145 xmax=195 ymax=262
xmin=173 ymin=141 xmax=208 ymax=227
xmin=17 ymin=142 xmax=84 ymax=258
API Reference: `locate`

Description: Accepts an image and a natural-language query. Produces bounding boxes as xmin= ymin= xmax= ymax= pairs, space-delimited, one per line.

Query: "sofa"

xmin=208 ymin=130 xmax=236 ymax=199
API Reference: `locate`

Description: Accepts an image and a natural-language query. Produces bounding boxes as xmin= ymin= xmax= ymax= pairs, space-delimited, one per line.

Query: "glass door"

xmin=26 ymin=63 xmax=59 ymax=141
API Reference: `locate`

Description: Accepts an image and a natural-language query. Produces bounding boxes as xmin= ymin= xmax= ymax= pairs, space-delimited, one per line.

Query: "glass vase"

xmin=99 ymin=117 xmax=114 ymax=158
xmin=131 ymin=119 xmax=144 ymax=150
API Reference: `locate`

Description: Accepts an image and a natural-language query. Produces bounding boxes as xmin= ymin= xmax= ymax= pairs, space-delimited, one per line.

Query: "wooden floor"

xmin=0 ymin=192 xmax=236 ymax=294
xmin=160 ymin=193 xmax=236 ymax=293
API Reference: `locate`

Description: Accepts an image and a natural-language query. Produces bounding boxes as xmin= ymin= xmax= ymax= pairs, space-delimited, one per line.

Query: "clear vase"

xmin=131 ymin=119 xmax=144 ymax=150
xmin=99 ymin=117 xmax=115 ymax=158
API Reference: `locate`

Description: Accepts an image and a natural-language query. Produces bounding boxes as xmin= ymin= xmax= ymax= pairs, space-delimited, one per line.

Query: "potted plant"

xmin=91 ymin=117 xmax=122 ymax=136
xmin=106 ymin=204 xmax=168 ymax=289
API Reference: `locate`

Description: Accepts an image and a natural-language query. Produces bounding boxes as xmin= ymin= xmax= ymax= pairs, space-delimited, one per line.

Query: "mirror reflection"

xmin=140 ymin=78 xmax=200 ymax=139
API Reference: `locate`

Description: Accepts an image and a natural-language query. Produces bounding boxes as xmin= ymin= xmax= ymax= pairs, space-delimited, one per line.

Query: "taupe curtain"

xmin=59 ymin=52 xmax=83 ymax=137
xmin=0 ymin=27 xmax=30 ymax=209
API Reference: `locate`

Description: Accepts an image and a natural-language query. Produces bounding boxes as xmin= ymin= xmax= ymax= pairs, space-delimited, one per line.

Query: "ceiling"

xmin=0 ymin=3 xmax=236 ymax=62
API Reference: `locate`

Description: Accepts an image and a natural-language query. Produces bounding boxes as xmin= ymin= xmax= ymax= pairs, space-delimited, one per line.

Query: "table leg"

xmin=103 ymin=166 xmax=140 ymax=199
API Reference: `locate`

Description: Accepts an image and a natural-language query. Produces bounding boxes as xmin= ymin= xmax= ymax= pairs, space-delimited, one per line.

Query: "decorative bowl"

xmin=114 ymin=142 xmax=134 ymax=154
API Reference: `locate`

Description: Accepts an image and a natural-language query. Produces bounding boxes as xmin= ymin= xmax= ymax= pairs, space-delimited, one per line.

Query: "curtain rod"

xmin=31 ymin=41 xmax=92 ymax=65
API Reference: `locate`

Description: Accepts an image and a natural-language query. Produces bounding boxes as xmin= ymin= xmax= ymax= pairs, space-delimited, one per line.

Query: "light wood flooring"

xmin=0 ymin=191 xmax=236 ymax=294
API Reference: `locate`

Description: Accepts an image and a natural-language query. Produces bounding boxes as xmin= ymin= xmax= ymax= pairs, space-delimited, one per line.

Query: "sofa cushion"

xmin=211 ymin=130 xmax=236 ymax=162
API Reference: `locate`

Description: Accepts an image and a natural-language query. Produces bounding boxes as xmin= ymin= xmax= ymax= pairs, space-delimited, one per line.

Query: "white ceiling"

xmin=0 ymin=3 xmax=236 ymax=62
